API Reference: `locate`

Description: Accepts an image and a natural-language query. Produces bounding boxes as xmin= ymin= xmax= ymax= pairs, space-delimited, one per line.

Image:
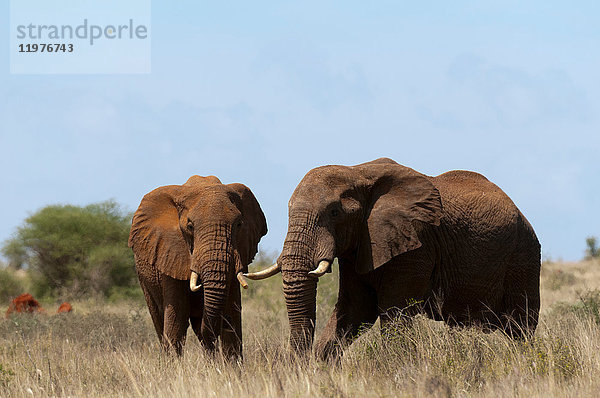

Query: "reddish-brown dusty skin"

xmin=57 ymin=302 xmax=73 ymax=313
xmin=129 ymin=175 xmax=267 ymax=358
xmin=5 ymin=293 xmax=44 ymax=317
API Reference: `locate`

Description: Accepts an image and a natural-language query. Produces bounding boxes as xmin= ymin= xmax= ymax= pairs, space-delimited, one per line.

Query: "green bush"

xmin=1 ymin=200 xmax=136 ymax=299
xmin=107 ymin=286 xmax=145 ymax=303
xmin=551 ymin=289 xmax=600 ymax=325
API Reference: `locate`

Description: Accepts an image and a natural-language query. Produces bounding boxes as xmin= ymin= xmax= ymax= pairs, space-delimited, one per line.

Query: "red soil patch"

xmin=57 ymin=302 xmax=73 ymax=313
xmin=5 ymin=293 xmax=43 ymax=317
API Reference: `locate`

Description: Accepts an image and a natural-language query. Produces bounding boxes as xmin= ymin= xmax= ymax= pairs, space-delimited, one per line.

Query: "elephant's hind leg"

xmin=497 ymin=215 xmax=541 ymax=339
xmin=499 ymin=254 xmax=540 ymax=339
xmin=499 ymin=291 xmax=540 ymax=339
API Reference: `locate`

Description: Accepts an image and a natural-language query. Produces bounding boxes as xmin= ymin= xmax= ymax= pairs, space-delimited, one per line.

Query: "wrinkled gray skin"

xmin=129 ymin=176 xmax=266 ymax=357
xmin=279 ymin=158 xmax=540 ymax=360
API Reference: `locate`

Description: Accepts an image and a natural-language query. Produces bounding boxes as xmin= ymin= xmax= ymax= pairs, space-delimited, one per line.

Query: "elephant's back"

xmin=429 ymin=169 xmax=540 ymax=270
xmin=433 ymin=170 xmax=503 ymax=199
xmin=428 ymin=169 xmax=532 ymax=265
xmin=431 ymin=170 xmax=520 ymax=230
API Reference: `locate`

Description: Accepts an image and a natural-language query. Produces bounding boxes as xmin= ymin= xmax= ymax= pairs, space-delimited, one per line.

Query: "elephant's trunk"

xmin=283 ymin=272 xmax=318 ymax=353
xmin=193 ymin=224 xmax=232 ymax=351
xmin=280 ymin=212 xmax=323 ymax=354
xmin=201 ymin=281 xmax=227 ymax=350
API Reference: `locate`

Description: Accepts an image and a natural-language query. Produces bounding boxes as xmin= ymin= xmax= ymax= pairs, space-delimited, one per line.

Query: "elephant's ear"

xmin=128 ymin=185 xmax=191 ymax=280
xmin=228 ymin=183 xmax=267 ymax=270
xmin=355 ymin=164 xmax=442 ymax=274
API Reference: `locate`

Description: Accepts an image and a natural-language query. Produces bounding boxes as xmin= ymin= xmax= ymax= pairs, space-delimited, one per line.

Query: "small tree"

xmin=586 ymin=236 xmax=599 ymax=260
xmin=1 ymin=200 xmax=136 ymax=298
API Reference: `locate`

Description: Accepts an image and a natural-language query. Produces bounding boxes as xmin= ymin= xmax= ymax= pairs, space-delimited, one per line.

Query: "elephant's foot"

xmin=221 ymin=331 xmax=243 ymax=360
xmin=161 ymin=337 xmax=185 ymax=357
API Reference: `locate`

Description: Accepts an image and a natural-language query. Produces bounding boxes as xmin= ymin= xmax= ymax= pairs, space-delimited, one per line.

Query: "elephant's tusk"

xmin=237 ymin=272 xmax=249 ymax=289
xmin=190 ymin=271 xmax=202 ymax=292
xmin=308 ymin=260 xmax=331 ymax=278
xmin=243 ymin=263 xmax=281 ymax=280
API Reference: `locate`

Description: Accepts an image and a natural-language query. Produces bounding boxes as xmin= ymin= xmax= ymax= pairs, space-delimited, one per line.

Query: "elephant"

xmin=129 ymin=175 xmax=266 ymax=357
xmin=246 ymin=158 xmax=540 ymax=359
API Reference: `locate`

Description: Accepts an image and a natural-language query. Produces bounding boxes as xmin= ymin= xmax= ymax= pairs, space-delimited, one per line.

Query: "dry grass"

xmin=2 ymin=259 xmax=600 ymax=397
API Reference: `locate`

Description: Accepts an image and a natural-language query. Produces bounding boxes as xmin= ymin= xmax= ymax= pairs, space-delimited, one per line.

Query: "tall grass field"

xmin=2 ymin=258 xmax=600 ymax=397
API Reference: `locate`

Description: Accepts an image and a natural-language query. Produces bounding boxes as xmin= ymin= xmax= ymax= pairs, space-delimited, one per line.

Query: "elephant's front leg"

xmin=375 ymin=257 xmax=434 ymax=333
xmin=315 ymin=263 xmax=378 ymax=361
xmin=221 ymin=283 xmax=242 ymax=359
xmin=162 ymin=277 xmax=191 ymax=356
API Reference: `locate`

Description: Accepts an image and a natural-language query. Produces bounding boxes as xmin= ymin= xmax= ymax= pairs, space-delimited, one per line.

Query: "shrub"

xmin=551 ymin=289 xmax=600 ymax=325
xmin=585 ymin=236 xmax=599 ymax=259
xmin=1 ymin=200 xmax=136 ymax=299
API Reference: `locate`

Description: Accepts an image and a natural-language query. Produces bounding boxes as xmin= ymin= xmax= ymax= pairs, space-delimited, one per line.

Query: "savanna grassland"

xmin=2 ymin=258 xmax=600 ymax=397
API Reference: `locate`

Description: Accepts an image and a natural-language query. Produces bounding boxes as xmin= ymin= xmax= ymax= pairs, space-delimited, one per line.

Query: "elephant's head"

xmin=248 ymin=158 xmax=442 ymax=353
xmin=129 ymin=176 xmax=266 ymax=350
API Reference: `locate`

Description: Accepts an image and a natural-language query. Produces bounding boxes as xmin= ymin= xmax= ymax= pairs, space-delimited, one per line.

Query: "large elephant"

xmin=247 ymin=158 xmax=540 ymax=359
xmin=129 ymin=175 xmax=266 ymax=357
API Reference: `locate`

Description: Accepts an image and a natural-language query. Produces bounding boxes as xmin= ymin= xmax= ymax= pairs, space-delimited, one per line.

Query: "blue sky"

xmin=1 ymin=1 xmax=598 ymax=261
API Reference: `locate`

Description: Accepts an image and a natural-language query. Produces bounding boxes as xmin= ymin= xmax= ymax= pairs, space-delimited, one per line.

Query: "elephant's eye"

xmin=187 ymin=219 xmax=193 ymax=230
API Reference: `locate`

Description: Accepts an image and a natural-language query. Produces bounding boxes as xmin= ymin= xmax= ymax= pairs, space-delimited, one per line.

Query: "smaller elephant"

xmin=129 ymin=175 xmax=266 ymax=357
